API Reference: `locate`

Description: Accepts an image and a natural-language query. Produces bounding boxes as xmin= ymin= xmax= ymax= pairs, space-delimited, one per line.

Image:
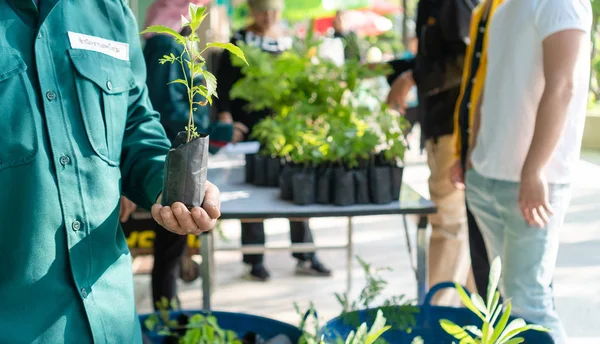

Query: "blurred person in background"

xmin=385 ymin=0 xmax=477 ymax=305
xmin=449 ymin=0 xmax=501 ymax=300
xmin=332 ymin=10 xmax=361 ymax=61
xmin=215 ymin=0 xmax=332 ymax=281
xmin=465 ymin=0 xmax=591 ymax=342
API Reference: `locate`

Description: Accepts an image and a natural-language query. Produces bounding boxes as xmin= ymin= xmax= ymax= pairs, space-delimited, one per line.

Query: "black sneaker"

xmin=295 ymin=259 xmax=332 ymax=277
xmin=245 ymin=264 xmax=271 ymax=282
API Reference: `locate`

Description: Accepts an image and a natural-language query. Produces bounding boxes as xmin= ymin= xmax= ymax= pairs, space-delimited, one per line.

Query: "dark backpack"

xmin=415 ymin=0 xmax=480 ymax=96
xmin=440 ymin=0 xmax=480 ymax=43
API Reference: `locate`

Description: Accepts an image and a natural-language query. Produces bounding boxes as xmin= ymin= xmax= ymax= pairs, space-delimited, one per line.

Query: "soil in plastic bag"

xmin=266 ymin=156 xmax=282 ymax=187
xmin=369 ymin=166 xmax=393 ymax=204
xmin=253 ymin=154 xmax=267 ymax=186
xmin=162 ymin=131 xmax=209 ymax=208
xmin=279 ymin=163 xmax=299 ymax=200
xmin=390 ymin=165 xmax=404 ymax=201
xmin=333 ymin=167 xmax=355 ymax=206
xmin=316 ymin=166 xmax=333 ymax=204
xmin=353 ymin=168 xmax=370 ymax=204
xmin=245 ymin=153 xmax=256 ymax=183
xmin=292 ymin=169 xmax=316 ymax=205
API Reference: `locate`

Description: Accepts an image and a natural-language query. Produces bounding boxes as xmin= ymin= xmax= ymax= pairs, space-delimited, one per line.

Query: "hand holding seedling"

xmin=151 ymin=181 xmax=221 ymax=235
xmin=141 ymin=4 xmax=247 ymax=211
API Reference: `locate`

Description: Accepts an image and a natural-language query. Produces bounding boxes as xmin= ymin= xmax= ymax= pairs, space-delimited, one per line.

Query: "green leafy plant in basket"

xmin=144 ymin=297 xmax=242 ymax=344
xmin=140 ymin=3 xmax=247 ymax=208
xmin=335 ymin=257 xmax=420 ymax=334
xmin=297 ymin=304 xmax=391 ymax=344
xmin=440 ymin=257 xmax=550 ymax=344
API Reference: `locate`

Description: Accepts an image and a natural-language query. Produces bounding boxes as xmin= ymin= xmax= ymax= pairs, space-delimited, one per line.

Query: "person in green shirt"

xmin=0 ymin=1 xmax=221 ymax=343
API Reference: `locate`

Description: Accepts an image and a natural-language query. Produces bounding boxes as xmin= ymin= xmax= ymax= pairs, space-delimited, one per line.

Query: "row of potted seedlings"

xmin=246 ymin=153 xmax=404 ymax=206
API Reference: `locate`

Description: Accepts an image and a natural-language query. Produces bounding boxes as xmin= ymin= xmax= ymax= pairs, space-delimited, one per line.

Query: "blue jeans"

xmin=465 ymin=169 xmax=571 ymax=344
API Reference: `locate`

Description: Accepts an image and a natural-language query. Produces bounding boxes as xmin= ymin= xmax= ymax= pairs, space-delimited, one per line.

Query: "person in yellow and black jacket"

xmin=449 ymin=0 xmax=502 ymax=301
xmin=386 ymin=0 xmax=478 ymax=306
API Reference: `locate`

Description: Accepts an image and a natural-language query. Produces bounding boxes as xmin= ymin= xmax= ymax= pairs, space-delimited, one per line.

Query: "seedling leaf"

xmin=141 ymin=25 xmax=184 ymax=44
xmin=200 ymin=70 xmax=218 ymax=99
xmin=206 ymin=42 xmax=249 ymax=65
xmin=439 ymin=319 xmax=476 ymax=344
xmin=455 ymin=283 xmax=485 ymax=322
xmin=487 ymin=257 xmax=502 ymax=311
xmin=490 ymin=302 xmax=512 ymax=343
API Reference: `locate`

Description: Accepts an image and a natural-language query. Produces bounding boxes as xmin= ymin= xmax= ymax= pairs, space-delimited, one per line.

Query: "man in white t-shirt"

xmin=465 ymin=0 xmax=592 ymax=342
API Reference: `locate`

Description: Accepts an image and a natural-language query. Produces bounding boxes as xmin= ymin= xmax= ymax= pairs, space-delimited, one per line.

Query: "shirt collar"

xmin=7 ymin=0 xmax=60 ymax=27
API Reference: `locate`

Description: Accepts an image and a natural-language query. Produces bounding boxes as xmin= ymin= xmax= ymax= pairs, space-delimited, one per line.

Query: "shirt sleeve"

xmin=386 ymin=58 xmax=416 ymax=85
xmin=534 ymin=0 xmax=592 ymax=40
xmin=120 ymin=3 xmax=171 ymax=210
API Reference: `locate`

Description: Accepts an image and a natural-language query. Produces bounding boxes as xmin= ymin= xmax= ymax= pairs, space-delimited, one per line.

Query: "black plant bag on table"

xmin=353 ymin=161 xmax=370 ymax=204
xmin=292 ymin=168 xmax=316 ymax=205
xmin=279 ymin=163 xmax=300 ymax=200
xmin=390 ymin=163 xmax=404 ymax=201
xmin=316 ymin=165 xmax=333 ymax=204
xmin=369 ymin=165 xmax=393 ymax=204
xmin=253 ymin=154 xmax=267 ymax=186
xmin=333 ymin=167 xmax=355 ymax=206
xmin=245 ymin=153 xmax=256 ymax=183
xmin=265 ymin=156 xmax=282 ymax=187
xmin=162 ymin=131 xmax=209 ymax=207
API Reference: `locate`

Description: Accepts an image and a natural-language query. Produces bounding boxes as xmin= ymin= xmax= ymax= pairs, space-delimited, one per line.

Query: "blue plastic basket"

xmin=139 ymin=310 xmax=303 ymax=344
xmin=321 ymin=282 xmax=555 ymax=344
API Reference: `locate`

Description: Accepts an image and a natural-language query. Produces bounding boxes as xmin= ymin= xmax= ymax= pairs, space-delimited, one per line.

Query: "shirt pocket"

xmin=0 ymin=47 xmax=38 ymax=171
xmin=68 ymin=49 xmax=136 ymax=166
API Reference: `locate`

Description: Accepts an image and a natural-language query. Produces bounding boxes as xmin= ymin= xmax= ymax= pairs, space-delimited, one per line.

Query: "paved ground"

xmin=134 ymin=141 xmax=600 ymax=343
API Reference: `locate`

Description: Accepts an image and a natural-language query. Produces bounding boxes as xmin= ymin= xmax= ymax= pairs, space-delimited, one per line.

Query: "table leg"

xmin=347 ymin=217 xmax=353 ymax=293
xmin=416 ymin=215 xmax=431 ymax=304
xmin=200 ymin=232 xmax=213 ymax=311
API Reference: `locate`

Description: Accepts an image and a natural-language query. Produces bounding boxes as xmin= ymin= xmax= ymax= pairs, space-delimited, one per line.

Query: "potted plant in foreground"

xmin=141 ymin=4 xmax=247 ymax=207
xmin=440 ymin=257 xmax=550 ymax=344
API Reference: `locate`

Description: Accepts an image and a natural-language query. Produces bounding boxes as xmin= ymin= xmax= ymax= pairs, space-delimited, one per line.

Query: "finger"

xmin=160 ymin=206 xmax=184 ymax=234
xmin=519 ymin=201 xmax=532 ymax=225
xmin=531 ymin=207 xmax=545 ymax=228
xmin=172 ymin=202 xmax=200 ymax=233
xmin=542 ymin=202 xmax=554 ymax=216
xmin=151 ymin=204 xmax=166 ymax=227
xmin=453 ymin=181 xmax=465 ymax=190
xmin=202 ymin=181 xmax=221 ymax=219
xmin=535 ymin=206 xmax=551 ymax=227
xmin=234 ymin=122 xmax=249 ymax=134
xmin=191 ymin=207 xmax=218 ymax=233
xmin=119 ymin=204 xmax=126 ymax=223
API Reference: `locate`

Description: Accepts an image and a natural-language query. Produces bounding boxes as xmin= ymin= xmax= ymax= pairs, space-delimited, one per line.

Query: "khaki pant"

xmin=425 ymin=135 xmax=475 ymax=306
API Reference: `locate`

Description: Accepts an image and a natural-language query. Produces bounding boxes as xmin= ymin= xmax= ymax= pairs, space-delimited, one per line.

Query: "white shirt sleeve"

xmin=534 ymin=0 xmax=592 ymax=40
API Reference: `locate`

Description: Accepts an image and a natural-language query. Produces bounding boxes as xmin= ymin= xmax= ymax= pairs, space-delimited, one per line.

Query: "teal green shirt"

xmin=0 ymin=1 xmax=171 ymax=343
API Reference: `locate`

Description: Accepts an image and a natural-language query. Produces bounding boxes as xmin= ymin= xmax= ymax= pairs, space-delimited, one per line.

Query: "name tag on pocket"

xmin=68 ymin=32 xmax=129 ymax=61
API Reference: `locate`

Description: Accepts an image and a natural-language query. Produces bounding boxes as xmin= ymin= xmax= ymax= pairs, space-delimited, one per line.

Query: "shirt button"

xmin=467 ymin=102 xmax=472 ymax=109
xmin=106 ymin=81 xmax=113 ymax=90
xmin=72 ymin=220 xmax=81 ymax=231
xmin=59 ymin=156 xmax=71 ymax=166
xmin=81 ymin=288 xmax=88 ymax=298
xmin=479 ymin=27 xmax=485 ymax=33
xmin=37 ymin=32 xmax=43 ymax=39
xmin=46 ymin=91 xmax=56 ymax=101
xmin=476 ymin=52 xmax=481 ymax=59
